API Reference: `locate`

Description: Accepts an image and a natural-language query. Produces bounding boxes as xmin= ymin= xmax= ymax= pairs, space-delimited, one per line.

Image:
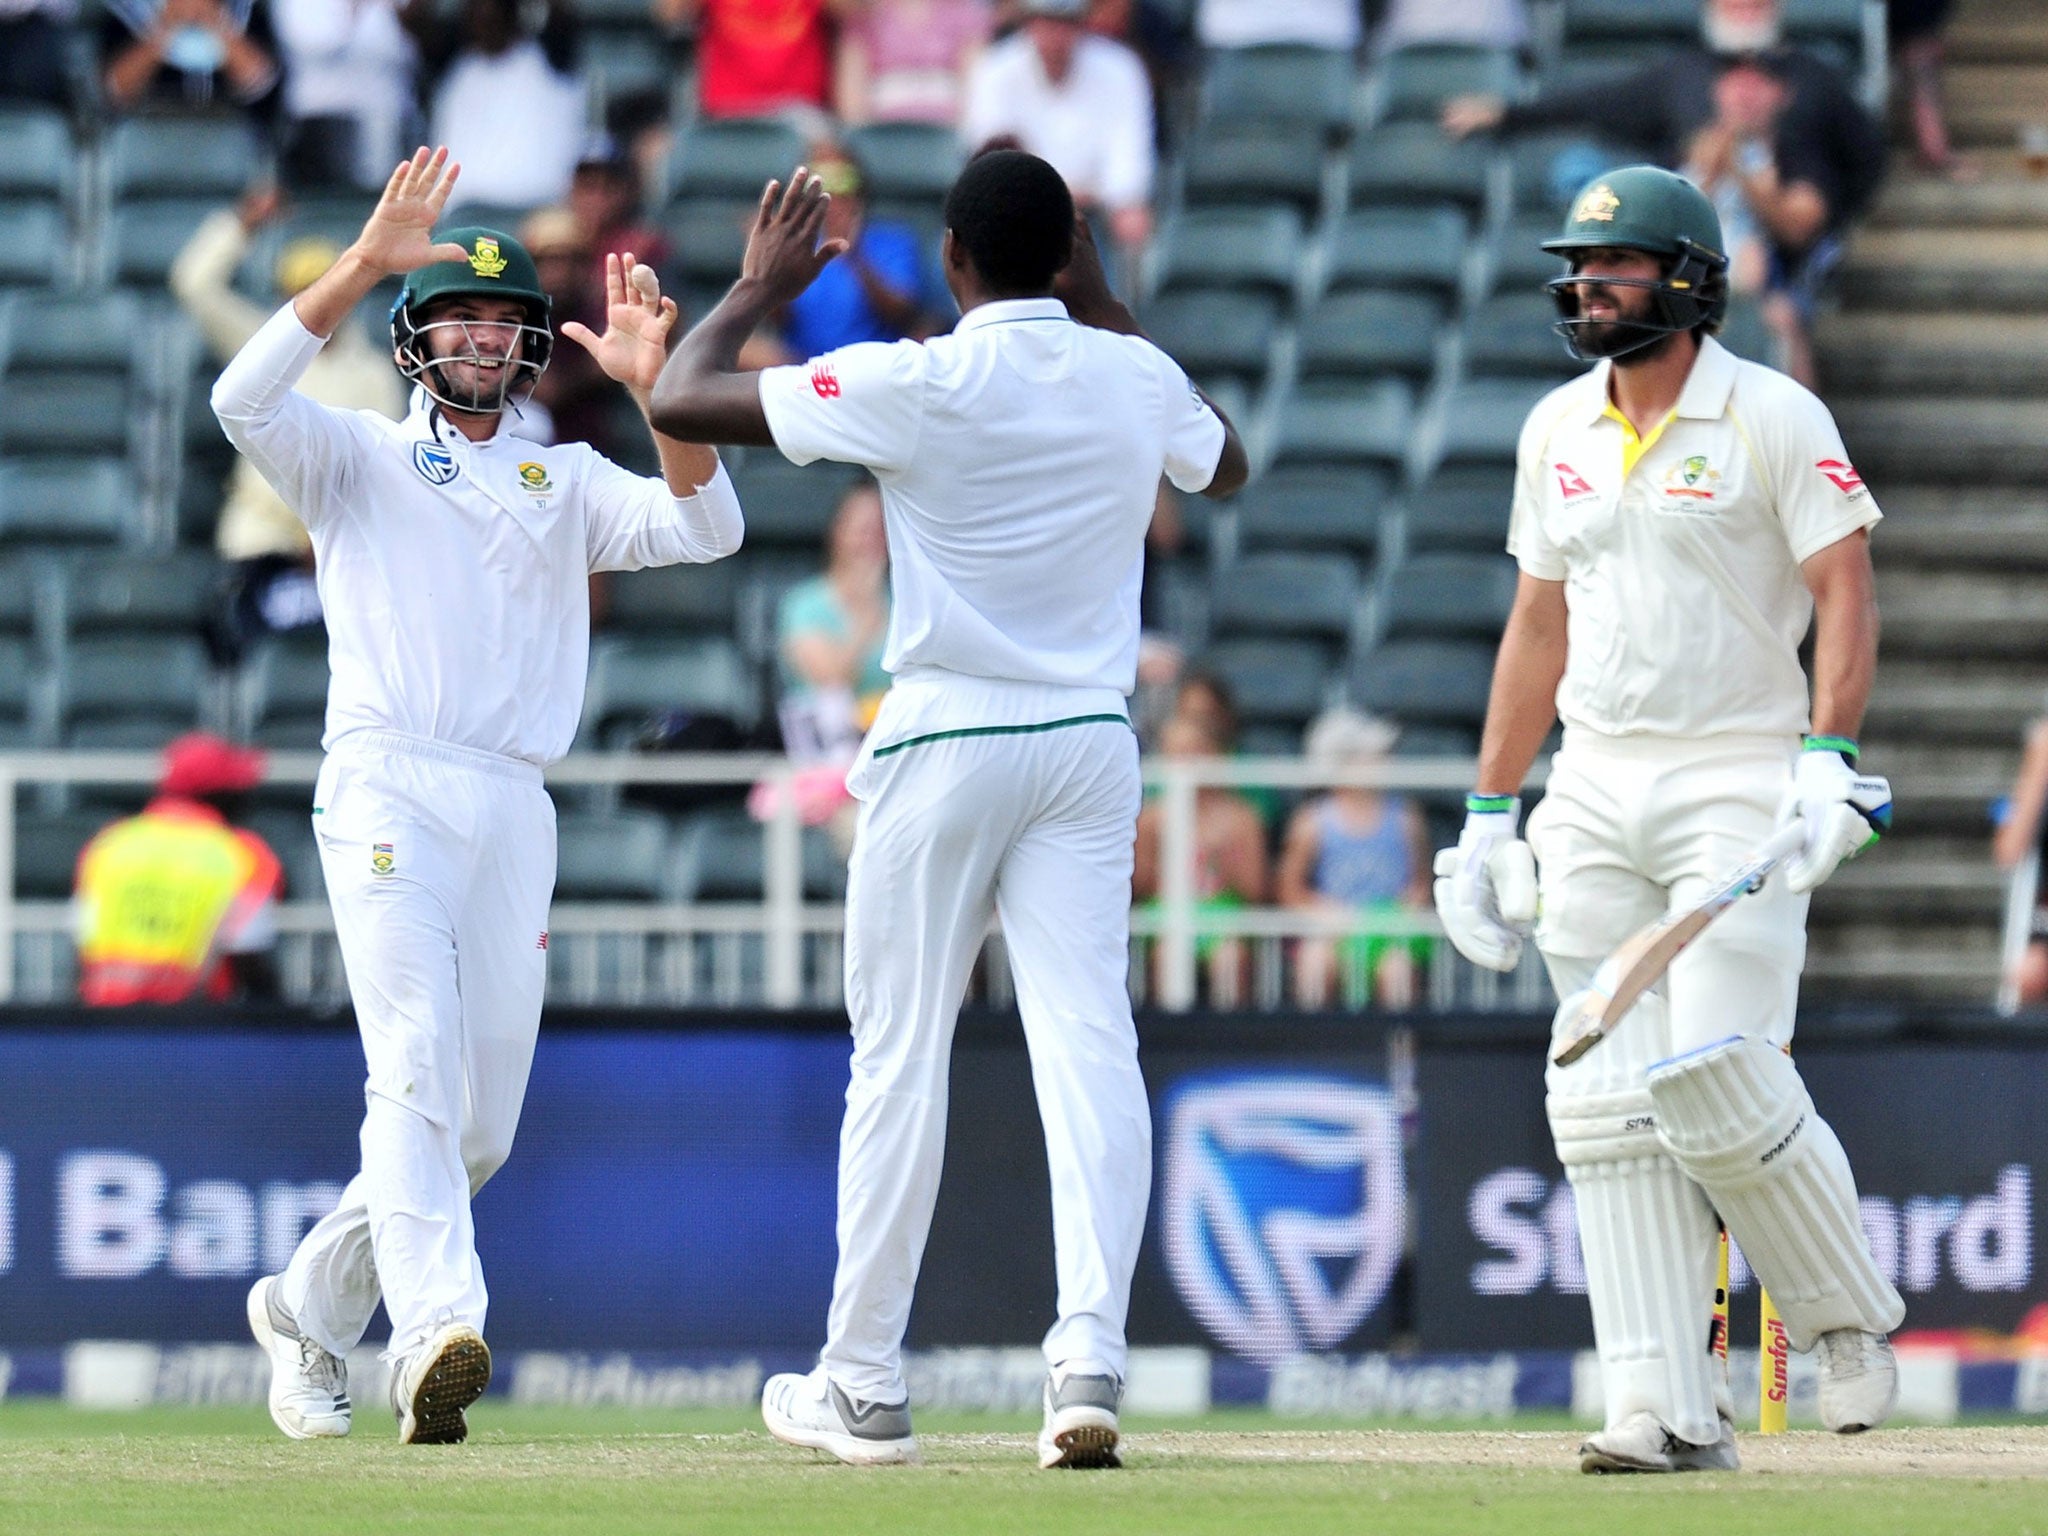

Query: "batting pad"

xmin=1648 ymin=1037 xmax=1905 ymax=1352
xmin=1547 ymin=989 xmax=1723 ymax=1446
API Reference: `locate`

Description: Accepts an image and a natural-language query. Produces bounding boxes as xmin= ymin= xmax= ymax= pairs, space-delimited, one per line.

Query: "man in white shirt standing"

xmin=1433 ymin=166 xmax=1902 ymax=1474
xmin=214 ymin=146 xmax=743 ymax=1445
xmin=650 ymin=149 xmax=1246 ymax=1469
xmin=960 ymin=0 xmax=1155 ymax=253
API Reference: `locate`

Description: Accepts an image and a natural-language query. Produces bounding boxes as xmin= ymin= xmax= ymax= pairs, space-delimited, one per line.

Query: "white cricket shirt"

xmin=758 ymin=297 xmax=1225 ymax=742
xmin=959 ymin=35 xmax=1156 ymax=211
xmin=213 ymin=301 xmax=744 ymax=766
xmin=1507 ymin=336 xmax=1880 ymax=740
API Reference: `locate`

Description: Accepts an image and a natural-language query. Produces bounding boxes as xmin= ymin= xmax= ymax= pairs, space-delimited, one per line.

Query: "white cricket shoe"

xmin=1816 ymin=1328 xmax=1898 ymax=1433
xmin=389 ymin=1324 xmax=492 ymax=1445
xmin=246 ymin=1275 xmax=350 ymax=1440
xmin=1580 ymin=1410 xmax=1740 ymax=1474
xmin=760 ymin=1367 xmax=919 ymax=1465
xmin=1038 ymin=1369 xmax=1122 ymax=1469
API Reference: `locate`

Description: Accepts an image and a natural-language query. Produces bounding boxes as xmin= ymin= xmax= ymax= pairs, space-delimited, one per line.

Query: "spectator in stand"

xmin=1276 ymin=709 xmax=1433 ymax=1011
xmin=0 ymin=0 xmax=75 ymax=107
xmin=1994 ymin=708 xmax=2048 ymax=1008
xmin=424 ymin=0 xmax=585 ymax=210
xmin=1441 ymin=0 xmax=1883 ymax=387
xmin=270 ymin=0 xmax=423 ymax=188
xmin=836 ymin=0 xmax=989 ymax=126
xmin=961 ymin=0 xmax=1155 ymax=255
xmin=653 ymin=0 xmax=842 ymax=122
xmin=566 ymin=135 xmax=677 ymax=294
xmin=740 ymin=148 xmax=937 ymax=367
xmin=1132 ymin=710 xmax=1269 ymax=1004
xmin=777 ymin=478 xmax=891 ymax=761
xmin=1372 ymin=0 xmax=1523 ymax=54
xmin=101 ymin=0 xmax=279 ymax=117
xmin=74 ymin=734 xmax=284 ymax=1007
xmin=170 ymin=184 xmax=405 ymax=664
xmin=1892 ymin=0 xmax=1969 ymax=179
xmin=1195 ymin=0 xmax=1356 ymax=52
xmin=519 ymin=205 xmax=615 ymax=455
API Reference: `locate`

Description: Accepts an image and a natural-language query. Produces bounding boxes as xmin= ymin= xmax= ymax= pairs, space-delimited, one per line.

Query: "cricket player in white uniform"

xmin=649 ymin=151 xmax=1248 ymax=1468
xmin=1433 ymin=166 xmax=1905 ymax=1473
xmin=212 ymin=148 xmax=744 ymax=1443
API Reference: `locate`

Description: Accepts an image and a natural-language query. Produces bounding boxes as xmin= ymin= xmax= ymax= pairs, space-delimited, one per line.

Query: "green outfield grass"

xmin=2 ymin=1406 xmax=2043 ymax=1536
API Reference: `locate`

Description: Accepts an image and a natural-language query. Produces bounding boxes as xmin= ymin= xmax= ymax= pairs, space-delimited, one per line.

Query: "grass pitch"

xmin=2 ymin=1405 xmax=2043 ymax=1536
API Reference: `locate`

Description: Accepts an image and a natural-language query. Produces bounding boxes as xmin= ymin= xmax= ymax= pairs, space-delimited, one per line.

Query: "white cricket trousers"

xmin=280 ymin=731 xmax=555 ymax=1361
xmin=822 ymin=714 xmax=1149 ymax=1402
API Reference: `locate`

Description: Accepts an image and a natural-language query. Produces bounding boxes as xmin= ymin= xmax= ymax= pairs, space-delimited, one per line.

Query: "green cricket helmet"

xmin=390 ymin=227 xmax=555 ymax=413
xmin=1541 ymin=165 xmax=1730 ymax=361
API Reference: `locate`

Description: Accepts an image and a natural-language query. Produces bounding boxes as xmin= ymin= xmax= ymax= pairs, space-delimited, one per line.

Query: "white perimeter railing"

xmin=0 ymin=751 xmax=1554 ymax=1013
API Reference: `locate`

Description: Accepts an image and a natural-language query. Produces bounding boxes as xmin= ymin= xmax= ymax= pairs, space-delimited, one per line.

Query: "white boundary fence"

xmin=0 ymin=751 xmax=1553 ymax=1012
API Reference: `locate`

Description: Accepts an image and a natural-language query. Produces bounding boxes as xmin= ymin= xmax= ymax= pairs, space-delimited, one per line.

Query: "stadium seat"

xmin=584 ymin=634 xmax=759 ymax=743
xmin=1322 ymin=206 xmax=1469 ymax=298
xmin=245 ymin=635 xmax=331 ymax=750
xmin=1367 ymin=46 xmax=1520 ymax=125
xmin=1349 ymin=637 xmax=1496 ymax=728
xmin=439 ymin=202 xmax=539 ymax=236
xmin=0 ymin=634 xmax=36 ymax=741
xmin=1199 ymin=637 xmax=1334 ymax=726
xmin=603 ymin=559 xmax=744 ymax=634
xmin=845 ymin=123 xmax=964 ymax=202
xmin=105 ymin=116 xmax=262 ymax=199
xmin=1403 ymin=466 xmax=1513 ymax=553
xmin=1231 ymin=466 xmax=1389 ymax=560
xmin=237 ymin=808 xmax=322 ymax=901
xmin=555 ymin=809 xmax=672 ymax=900
xmin=1345 ymin=123 xmax=1491 ymax=211
xmin=0 ymin=458 xmax=140 ymax=545
xmin=60 ymin=634 xmax=213 ymax=743
xmin=1143 ymin=289 xmax=1280 ymax=384
xmin=1152 ymin=206 xmax=1304 ymax=299
xmin=1377 ymin=552 xmax=1519 ymax=642
xmin=1462 ymin=293 xmax=1583 ymax=378
xmin=0 ymin=372 xmax=133 ymax=454
xmin=12 ymin=812 xmax=106 ymax=898
xmin=1504 ymin=132 xmax=1633 ymax=214
xmin=582 ymin=30 xmax=671 ymax=98
xmin=0 ymin=557 xmax=43 ymax=638
xmin=1558 ymin=0 xmax=1698 ymax=47
xmin=726 ymin=457 xmax=856 ymax=549
xmin=667 ymin=806 xmax=846 ymax=901
xmin=1201 ymin=46 xmax=1354 ymax=134
xmin=667 ymin=118 xmax=809 ymax=202
xmin=0 ymin=106 xmax=73 ymax=200
xmin=106 ymin=198 xmax=230 ymax=286
xmin=1298 ymin=290 xmax=1443 ymax=382
xmin=62 ymin=552 xmax=216 ymax=636
xmin=3 ymin=291 xmax=151 ymax=374
xmin=1487 ymin=210 xmax=1573 ymax=295
xmin=1434 ymin=378 xmax=1558 ymax=468
xmin=1389 ymin=722 xmax=1477 ymax=759
xmin=0 ymin=201 xmax=67 ymax=287
xmin=660 ymin=198 xmax=754 ymax=287
xmin=235 ymin=198 xmax=378 ymax=298
xmin=1270 ymin=378 xmax=1413 ymax=472
xmin=1718 ymin=297 xmax=1776 ymax=367
xmin=1209 ymin=551 xmax=1359 ymax=642
xmin=1178 ymin=121 xmax=1328 ymax=212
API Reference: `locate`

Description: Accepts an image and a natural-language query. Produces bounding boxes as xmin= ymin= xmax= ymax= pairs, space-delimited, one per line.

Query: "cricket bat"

xmin=1550 ymin=823 xmax=1808 ymax=1068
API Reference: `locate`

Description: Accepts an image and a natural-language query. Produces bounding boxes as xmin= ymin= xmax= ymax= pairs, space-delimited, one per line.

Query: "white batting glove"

xmin=1778 ymin=739 xmax=1892 ymax=895
xmin=1432 ymin=795 xmax=1539 ymax=971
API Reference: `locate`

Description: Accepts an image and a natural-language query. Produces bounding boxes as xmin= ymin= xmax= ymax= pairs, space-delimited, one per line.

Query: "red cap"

xmin=160 ymin=733 xmax=268 ymax=798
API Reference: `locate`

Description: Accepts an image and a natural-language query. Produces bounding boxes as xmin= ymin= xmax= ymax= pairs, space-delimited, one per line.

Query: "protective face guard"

xmin=392 ymin=309 xmax=555 ymax=413
xmin=1544 ymin=237 xmax=1729 ymax=362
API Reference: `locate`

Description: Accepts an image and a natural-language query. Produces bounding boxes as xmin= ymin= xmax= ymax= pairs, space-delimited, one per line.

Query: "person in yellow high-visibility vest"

xmin=74 ymin=733 xmax=283 ymax=1007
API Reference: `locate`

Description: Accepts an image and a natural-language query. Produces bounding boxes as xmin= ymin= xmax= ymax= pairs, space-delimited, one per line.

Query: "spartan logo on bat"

xmin=1159 ymin=1075 xmax=1406 ymax=1367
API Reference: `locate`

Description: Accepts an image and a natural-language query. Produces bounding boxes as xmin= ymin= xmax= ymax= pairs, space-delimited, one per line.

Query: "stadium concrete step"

xmin=1865 ymin=171 xmax=2048 ymax=228
xmin=1871 ymin=486 xmax=2048 ymax=568
xmin=1800 ymin=920 xmax=2002 ymax=1005
xmin=1948 ymin=21 xmax=2048 ymax=69
xmin=1816 ymin=313 xmax=2048 ymax=395
xmin=1832 ymin=397 xmax=2048 ymax=484
xmin=1818 ymin=841 xmax=2005 ymax=921
xmin=1836 ymin=228 xmax=2048 ymax=311
xmin=1872 ymin=569 xmax=2048 ymax=655
xmin=1860 ymin=738 xmax=2013 ymax=830
xmin=1943 ymin=65 xmax=2048 ymax=147
xmin=1863 ymin=661 xmax=2048 ymax=744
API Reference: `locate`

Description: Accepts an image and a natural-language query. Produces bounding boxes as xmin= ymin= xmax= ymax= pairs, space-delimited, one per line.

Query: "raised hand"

xmin=351 ymin=146 xmax=470 ymax=278
xmin=741 ymin=165 xmax=849 ymax=308
xmin=563 ymin=252 xmax=679 ymax=402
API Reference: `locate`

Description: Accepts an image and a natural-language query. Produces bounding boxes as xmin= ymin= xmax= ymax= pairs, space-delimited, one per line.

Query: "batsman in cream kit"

xmin=1433 ymin=167 xmax=1904 ymax=1472
xmin=210 ymin=148 xmax=743 ymax=1444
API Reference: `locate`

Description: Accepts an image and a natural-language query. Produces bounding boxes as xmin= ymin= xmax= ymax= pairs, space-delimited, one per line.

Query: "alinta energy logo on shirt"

xmin=413 ymin=441 xmax=459 ymax=486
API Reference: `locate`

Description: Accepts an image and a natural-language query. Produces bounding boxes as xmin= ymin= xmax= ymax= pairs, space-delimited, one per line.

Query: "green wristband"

xmin=1466 ymin=793 xmax=1517 ymax=815
xmin=1803 ymin=735 xmax=1859 ymax=762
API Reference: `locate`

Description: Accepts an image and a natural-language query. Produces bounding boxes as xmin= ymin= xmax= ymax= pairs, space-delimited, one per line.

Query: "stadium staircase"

xmin=1809 ymin=0 xmax=2048 ymax=1003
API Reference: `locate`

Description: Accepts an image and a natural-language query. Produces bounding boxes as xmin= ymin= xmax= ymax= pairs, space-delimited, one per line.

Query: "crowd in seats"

xmin=0 ymin=0 xmax=1902 ymax=1008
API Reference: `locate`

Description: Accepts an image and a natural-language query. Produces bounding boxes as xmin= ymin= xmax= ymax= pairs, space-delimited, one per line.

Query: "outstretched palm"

xmin=354 ymin=146 xmax=470 ymax=276
xmin=563 ymin=252 xmax=678 ymax=401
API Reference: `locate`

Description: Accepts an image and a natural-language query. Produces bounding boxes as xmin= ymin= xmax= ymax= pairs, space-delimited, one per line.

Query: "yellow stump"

xmin=1759 ymin=1287 xmax=1790 ymax=1433
xmin=1711 ymin=1226 xmax=1731 ymax=1364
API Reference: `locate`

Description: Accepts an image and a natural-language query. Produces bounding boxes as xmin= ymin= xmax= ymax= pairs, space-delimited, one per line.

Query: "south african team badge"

xmin=371 ymin=842 xmax=395 ymax=876
xmin=517 ymin=461 xmax=554 ymax=494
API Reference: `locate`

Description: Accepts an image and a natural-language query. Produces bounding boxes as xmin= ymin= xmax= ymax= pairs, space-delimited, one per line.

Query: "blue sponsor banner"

xmin=0 ymin=1030 xmax=849 ymax=1349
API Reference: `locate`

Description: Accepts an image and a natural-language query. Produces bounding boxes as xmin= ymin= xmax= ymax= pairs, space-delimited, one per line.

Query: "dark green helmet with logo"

xmin=1540 ymin=165 xmax=1730 ymax=361
xmin=390 ymin=227 xmax=555 ymax=413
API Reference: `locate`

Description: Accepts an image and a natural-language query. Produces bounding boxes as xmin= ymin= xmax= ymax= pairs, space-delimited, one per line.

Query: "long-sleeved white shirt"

xmin=212 ymin=301 xmax=744 ymax=766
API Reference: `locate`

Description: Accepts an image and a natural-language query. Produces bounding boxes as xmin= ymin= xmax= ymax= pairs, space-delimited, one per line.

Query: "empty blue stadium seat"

xmin=1323 ymin=206 xmax=1469 ymax=298
xmin=1377 ymin=552 xmax=1519 ymax=643
xmin=1271 ymin=379 xmax=1413 ymax=471
xmin=1201 ymin=46 xmax=1354 ymax=133
xmin=1209 ymin=551 xmax=1359 ymax=641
